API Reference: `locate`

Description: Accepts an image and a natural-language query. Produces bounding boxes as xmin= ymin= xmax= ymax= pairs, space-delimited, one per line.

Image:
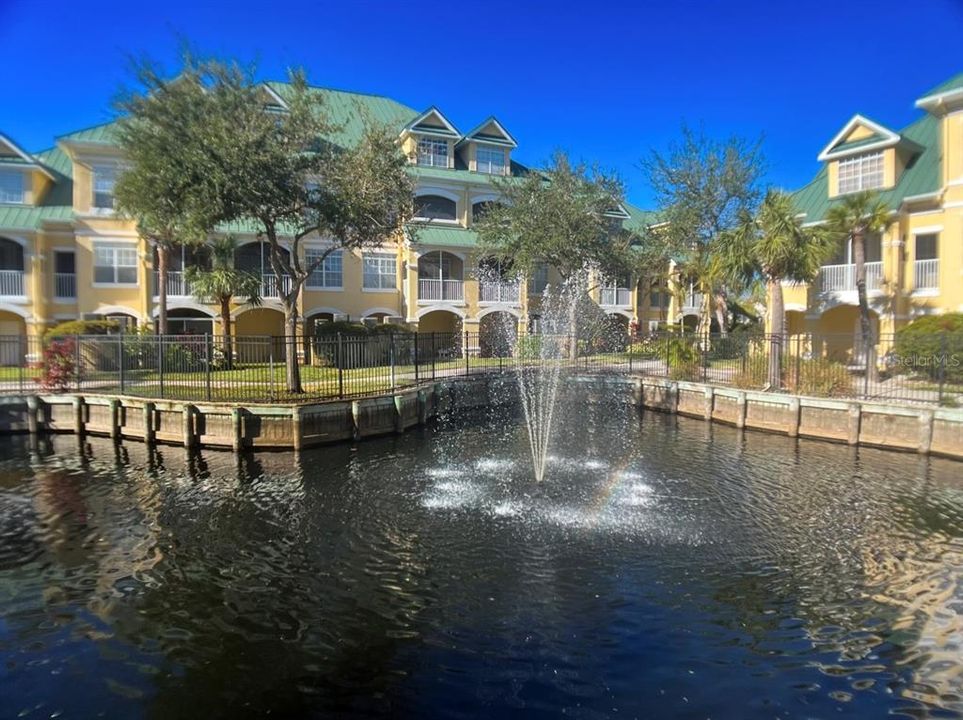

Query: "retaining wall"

xmin=0 ymin=373 xmax=960 ymax=460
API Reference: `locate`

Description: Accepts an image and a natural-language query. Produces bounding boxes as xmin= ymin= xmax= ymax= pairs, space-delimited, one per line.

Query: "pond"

xmin=1 ymin=398 xmax=963 ymax=718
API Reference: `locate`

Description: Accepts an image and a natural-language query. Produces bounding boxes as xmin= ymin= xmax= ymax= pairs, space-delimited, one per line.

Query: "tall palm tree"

xmin=725 ymin=191 xmax=835 ymax=387
xmin=825 ymin=191 xmax=890 ymax=379
xmin=184 ymin=235 xmax=261 ymax=370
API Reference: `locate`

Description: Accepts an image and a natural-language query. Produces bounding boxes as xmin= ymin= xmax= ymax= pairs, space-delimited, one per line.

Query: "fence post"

xmin=157 ymin=336 xmax=164 ymax=399
xmin=432 ymin=332 xmax=436 ymax=380
xmin=205 ymin=334 xmax=213 ymax=402
xmin=628 ymin=335 xmax=633 ymax=374
xmin=118 ymin=335 xmax=125 ymax=394
xmin=414 ymin=332 xmax=420 ymax=384
xmin=702 ymin=332 xmax=709 ymax=383
xmin=464 ymin=329 xmax=470 ymax=376
xmin=337 ymin=332 xmax=344 ymax=399
xmin=268 ymin=337 xmax=276 ymax=403
xmin=19 ymin=335 xmax=25 ymax=394
xmin=75 ymin=334 xmax=82 ymax=393
xmin=664 ymin=333 xmax=671 ymax=377
xmin=389 ymin=332 xmax=396 ymax=391
xmin=938 ymin=331 xmax=947 ymax=406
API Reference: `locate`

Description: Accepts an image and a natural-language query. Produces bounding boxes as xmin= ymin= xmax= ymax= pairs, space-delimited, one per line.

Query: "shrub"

xmin=38 ymin=338 xmax=77 ymax=392
xmin=893 ymin=313 xmax=963 ymax=384
xmin=313 ymin=321 xmax=373 ymax=337
xmin=785 ymin=359 xmax=853 ymax=398
xmin=665 ymin=336 xmax=699 ymax=368
xmin=44 ymin=319 xmax=120 ymax=339
xmin=669 ymin=361 xmax=702 ymax=382
xmin=729 ymin=355 xmax=769 ymax=390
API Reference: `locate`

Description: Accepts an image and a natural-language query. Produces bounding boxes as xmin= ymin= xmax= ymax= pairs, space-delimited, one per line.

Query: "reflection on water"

xmin=1 ymin=401 xmax=963 ymax=718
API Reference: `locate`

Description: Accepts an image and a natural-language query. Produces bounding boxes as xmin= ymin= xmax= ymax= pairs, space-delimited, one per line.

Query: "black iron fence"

xmin=0 ymin=330 xmax=960 ymax=407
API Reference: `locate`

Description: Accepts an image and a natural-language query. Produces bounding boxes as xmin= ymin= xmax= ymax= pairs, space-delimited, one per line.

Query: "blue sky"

xmin=2 ymin=0 xmax=962 ymax=208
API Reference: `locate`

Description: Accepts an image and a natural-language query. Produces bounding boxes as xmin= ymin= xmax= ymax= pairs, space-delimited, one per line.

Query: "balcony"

xmin=819 ymin=262 xmax=882 ymax=293
xmin=914 ymin=258 xmax=939 ymax=291
xmin=682 ymin=292 xmax=705 ymax=311
xmin=262 ymin=274 xmax=292 ymax=299
xmin=418 ymin=278 xmax=463 ymax=302
xmin=0 ymin=270 xmax=25 ymax=297
xmin=600 ymin=287 xmax=632 ymax=307
xmin=479 ymin=280 xmax=520 ymax=304
xmin=54 ymin=273 xmax=76 ymax=300
xmin=153 ymin=270 xmax=194 ymax=298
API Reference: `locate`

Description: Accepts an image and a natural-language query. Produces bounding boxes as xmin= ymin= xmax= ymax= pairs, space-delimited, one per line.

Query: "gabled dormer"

xmin=819 ymin=115 xmax=923 ymax=198
xmin=457 ymin=117 xmax=516 ymax=176
xmin=0 ymin=133 xmax=55 ymax=206
xmin=916 ymin=71 xmax=963 ymax=189
xmin=400 ymin=107 xmax=461 ymax=169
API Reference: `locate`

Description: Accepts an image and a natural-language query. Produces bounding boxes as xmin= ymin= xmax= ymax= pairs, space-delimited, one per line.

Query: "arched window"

xmin=415 ymin=195 xmax=457 ymax=221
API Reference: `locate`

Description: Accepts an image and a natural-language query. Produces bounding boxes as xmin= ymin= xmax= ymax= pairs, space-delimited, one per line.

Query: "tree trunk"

xmin=157 ymin=244 xmax=169 ymax=335
xmin=220 ymin=298 xmax=233 ymax=371
xmin=698 ymin=284 xmax=711 ymax=337
xmin=714 ymin=289 xmax=728 ymax=338
xmin=283 ymin=293 xmax=302 ymax=394
xmin=767 ymin=277 xmax=784 ymax=389
xmin=852 ymin=230 xmax=877 ymax=382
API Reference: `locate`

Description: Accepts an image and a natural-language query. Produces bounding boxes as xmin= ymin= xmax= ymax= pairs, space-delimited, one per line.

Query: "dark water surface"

xmin=2 ymin=400 xmax=963 ymax=719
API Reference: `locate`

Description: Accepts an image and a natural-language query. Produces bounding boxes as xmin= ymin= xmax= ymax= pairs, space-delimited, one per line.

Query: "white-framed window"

xmin=476 ymin=146 xmax=506 ymax=175
xmin=414 ymin=194 xmax=458 ymax=221
xmin=837 ymin=152 xmax=884 ymax=194
xmin=92 ymin=165 xmax=117 ymax=210
xmin=363 ymin=252 xmax=396 ymax=290
xmin=305 ymin=248 xmax=343 ymax=289
xmin=417 ymin=137 xmax=449 ymax=168
xmin=94 ymin=243 xmax=138 ymax=284
xmin=0 ymin=170 xmax=24 ymax=204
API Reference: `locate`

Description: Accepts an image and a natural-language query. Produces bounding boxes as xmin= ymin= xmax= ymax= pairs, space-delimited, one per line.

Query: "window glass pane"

xmin=306 ymin=249 xmax=343 ymax=288
xmin=865 ymin=234 xmax=882 ymax=263
xmin=93 ymin=165 xmax=117 ymax=209
xmin=94 ymin=265 xmax=114 ymax=283
xmin=838 ymin=152 xmax=883 ymax=194
xmin=916 ymin=234 xmax=937 ymax=260
xmin=117 ymin=266 xmax=137 ymax=284
xmin=476 ymin=146 xmax=505 ymax=175
xmin=416 ymin=138 xmax=448 ymax=167
xmin=363 ymin=253 xmax=395 ymax=289
xmin=415 ymin=195 xmax=457 ymax=221
xmin=0 ymin=171 xmax=24 ymax=204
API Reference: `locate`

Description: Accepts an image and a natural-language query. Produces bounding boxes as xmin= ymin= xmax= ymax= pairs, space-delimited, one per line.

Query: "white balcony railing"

xmin=914 ymin=258 xmax=939 ymax=290
xmin=418 ymin=278 xmax=464 ymax=302
xmin=819 ymin=262 xmax=882 ymax=292
xmin=479 ymin=280 xmax=520 ymax=303
xmin=600 ymin=287 xmax=632 ymax=307
xmin=0 ymin=270 xmax=25 ymax=297
xmin=262 ymin=274 xmax=292 ymax=299
xmin=153 ymin=270 xmax=194 ymax=298
xmin=54 ymin=273 xmax=76 ymax=299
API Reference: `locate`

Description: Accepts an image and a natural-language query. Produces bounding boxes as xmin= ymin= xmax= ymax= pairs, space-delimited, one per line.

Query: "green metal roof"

xmin=918 ymin=71 xmax=963 ymax=101
xmin=793 ymin=112 xmax=940 ymax=223
xmin=408 ymin=225 xmax=479 ymax=248
xmin=57 ymin=121 xmax=119 ymax=145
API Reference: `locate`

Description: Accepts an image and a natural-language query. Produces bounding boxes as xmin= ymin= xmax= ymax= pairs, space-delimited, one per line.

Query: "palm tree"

xmin=184 ymin=236 xmax=261 ymax=370
xmin=825 ymin=191 xmax=889 ymax=379
xmin=725 ymin=190 xmax=835 ymax=388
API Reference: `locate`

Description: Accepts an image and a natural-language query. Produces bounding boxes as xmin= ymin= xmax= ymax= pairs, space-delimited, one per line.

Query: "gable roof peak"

xmin=817 ymin=114 xmax=901 ymax=161
xmin=403 ymin=106 xmax=461 ymax=139
xmin=0 ymin=132 xmax=56 ymax=180
xmin=460 ymin=116 xmax=518 ymax=148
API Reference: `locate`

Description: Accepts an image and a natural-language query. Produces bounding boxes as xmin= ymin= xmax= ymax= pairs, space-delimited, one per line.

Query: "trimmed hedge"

xmin=45 ymin=319 xmax=120 ymax=339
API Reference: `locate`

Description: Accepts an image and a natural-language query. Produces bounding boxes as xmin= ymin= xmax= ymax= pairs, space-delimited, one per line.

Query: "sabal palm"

xmin=825 ymin=191 xmax=889 ymax=375
xmin=185 ymin=235 xmax=261 ymax=369
xmin=725 ymin=190 xmax=835 ymax=387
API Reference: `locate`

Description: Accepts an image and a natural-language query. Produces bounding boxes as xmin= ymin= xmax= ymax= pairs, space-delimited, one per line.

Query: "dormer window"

xmin=417 ymin=138 xmax=449 ymax=168
xmin=92 ymin=164 xmax=117 ymax=210
xmin=476 ymin=146 xmax=506 ymax=175
xmin=0 ymin=170 xmax=24 ymax=204
xmin=838 ymin=151 xmax=884 ymax=194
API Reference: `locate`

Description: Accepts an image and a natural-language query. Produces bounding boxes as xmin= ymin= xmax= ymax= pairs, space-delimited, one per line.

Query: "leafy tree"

xmin=113 ymin=57 xmax=228 ymax=334
xmin=642 ymin=123 xmax=765 ymax=335
xmin=724 ymin=191 xmax=835 ymax=387
xmin=825 ymin=190 xmax=889 ymax=379
xmin=184 ymin=236 xmax=261 ymax=369
xmin=197 ymin=64 xmax=415 ymax=393
xmin=476 ymin=151 xmax=636 ymax=283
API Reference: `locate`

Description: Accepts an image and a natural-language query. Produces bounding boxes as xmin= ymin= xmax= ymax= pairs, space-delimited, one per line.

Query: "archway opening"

xmin=234 ymin=308 xmax=287 ymax=363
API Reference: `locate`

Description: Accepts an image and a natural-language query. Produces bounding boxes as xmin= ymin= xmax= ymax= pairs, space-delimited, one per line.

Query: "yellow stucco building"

xmin=0 ymin=83 xmax=661 ymax=357
xmin=781 ymin=71 xmax=963 ymax=357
